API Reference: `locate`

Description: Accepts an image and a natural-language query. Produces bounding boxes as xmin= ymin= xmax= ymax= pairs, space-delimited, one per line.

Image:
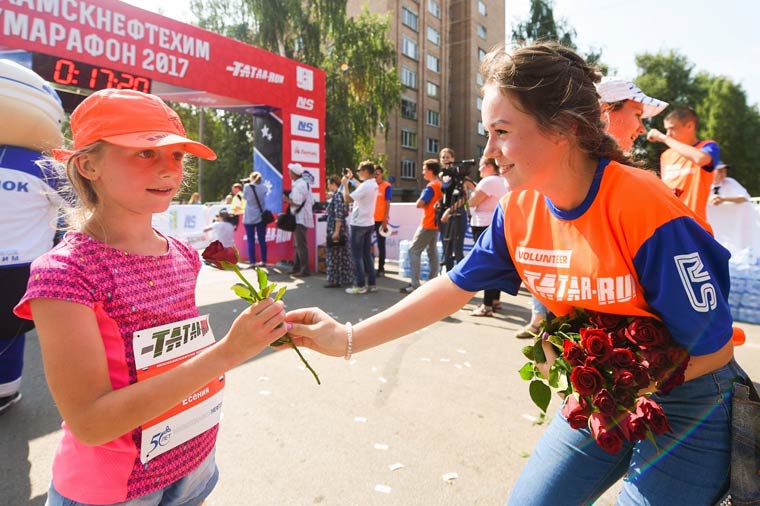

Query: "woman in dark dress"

xmin=324 ymin=175 xmax=354 ymax=287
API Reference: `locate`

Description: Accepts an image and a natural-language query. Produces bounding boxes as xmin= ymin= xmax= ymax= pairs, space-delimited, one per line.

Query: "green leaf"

xmin=521 ymin=345 xmax=535 ymax=361
xmin=529 ymin=380 xmax=552 ymax=413
xmin=518 ymin=362 xmax=536 ymax=381
xmin=518 ymin=451 xmax=531 ymax=458
xmin=548 ymin=364 xmax=560 ymax=388
xmin=274 ymin=286 xmax=287 ymax=302
xmin=231 ymin=283 xmax=254 ymax=303
xmin=256 ymin=267 xmax=268 ymax=291
xmin=547 ymin=334 xmax=564 ymax=349
xmin=533 ymin=341 xmax=546 ymax=364
xmin=261 ymin=284 xmax=275 ymax=299
xmin=556 ymin=371 xmax=570 ymax=392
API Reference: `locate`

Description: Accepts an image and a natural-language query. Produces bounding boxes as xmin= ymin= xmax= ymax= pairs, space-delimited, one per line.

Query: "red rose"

xmin=580 ymin=328 xmax=613 ymax=362
xmin=625 ymin=318 xmax=668 ymax=348
xmin=630 ymin=364 xmax=651 ymax=390
xmin=563 ymin=339 xmax=587 ymax=366
xmin=635 ymin=397 xmax=672 ymax=435
xmin=562 ymin=395 xmax=592 ymax=430
xmin=610 ymin=327 xmax=629 ymax=348
xmin=613 ymin=369 xmax=636 ymax=391
xmin=570 ymin=365 xmax=605 ymax=396
xmin=621 ymin=413 xmax=649 ymax=442
xmin=590 ymin=312 xmax=625 ymax=330
xmin=589 ymin=412 xmax=625 ymax=454
xmin=593 ymin=388 xmax=617 ymax=417
xmin=611 ymin=348 xmax=637 ymax=369
xmin=657 ymin=361 xmax=687 ymax=395
xmin=640 ymin=348 xmax=669 ymax=379
xmin=202 ymin=240 xmax=239 ymax=269
xmin=613 ymin=388 xmax=636 ymax=410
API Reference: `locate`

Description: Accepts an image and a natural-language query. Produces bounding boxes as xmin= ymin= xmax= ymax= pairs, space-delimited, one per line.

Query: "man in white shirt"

xmin=283 ymin=163 xmax=314 ymax=277
xmin=342 ymin=161 xmax=378 ymax=294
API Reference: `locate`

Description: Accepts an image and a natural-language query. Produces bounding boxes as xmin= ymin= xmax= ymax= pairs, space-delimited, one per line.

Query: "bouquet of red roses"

xmin=202 ymin=241 xmax=320 ymax=384
xmin=518 ymin=309 xmax=689 ymax=454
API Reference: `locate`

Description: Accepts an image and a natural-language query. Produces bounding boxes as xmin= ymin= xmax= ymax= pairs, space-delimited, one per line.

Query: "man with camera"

xmin=438 ymin=147 xmax=475 ymax=272
xmin=342 ymin=161 xmax=379 ymax=294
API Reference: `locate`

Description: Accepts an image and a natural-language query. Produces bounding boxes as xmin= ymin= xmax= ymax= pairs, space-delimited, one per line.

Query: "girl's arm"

xmin=287 ymin=275 xmax=474 ymax=356
xmin=31 ymin=297 xmax=286 ymax=446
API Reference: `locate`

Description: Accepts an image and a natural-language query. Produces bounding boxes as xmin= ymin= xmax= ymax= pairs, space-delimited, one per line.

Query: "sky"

xmin=122 ymin=0 xmax=760 ymax=107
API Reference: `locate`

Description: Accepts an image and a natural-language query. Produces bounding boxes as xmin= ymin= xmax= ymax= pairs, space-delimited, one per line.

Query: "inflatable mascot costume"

xmin=0 ymin=59 xmax=64 ymax=414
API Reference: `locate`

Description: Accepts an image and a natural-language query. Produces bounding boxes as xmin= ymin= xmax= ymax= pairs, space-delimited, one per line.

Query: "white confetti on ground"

xmin=420 ymin=357 xmax=431 ymax=362
xmin=442 ymin=472 xmax=459 ymax=482
xmin=354 ymin=416 xmax=367 ymax=423
xmin=388 ymin=463 xmax=404 ymax=471
xmin=348 ymin=359 xmax=358 ymax=365
xmin=374 ymin=443 xmax=389 ymax=450
xmin=374 ymin=484 xmax=392 ymax=494
xmin=371 ymin=366 xmax=378 ymax=372
xmin=440 ymin=358 xmax=451 ymax=363
xmin=457 ymin=349 xmax=467 ymax=354
xmin=258 ymin=390 xmax=271 ymax=396
xmin=257 ymin=376 xmax=269 ymax=381
xmin=454 ymin=364 xmax=463 ymax=369
xmin=378 ymin=377 xmax=387 ymax=383
xmin=463 ymin=361 xmax=472 ymax=368
xmin=522 ymin=413 xmax=537 ymax=422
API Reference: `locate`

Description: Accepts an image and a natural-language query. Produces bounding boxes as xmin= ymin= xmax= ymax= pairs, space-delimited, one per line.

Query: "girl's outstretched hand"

xmin=285 ymin=307 xmax=348 ymax=357
xmin=222 ymin=298 xmax=287 ymax=366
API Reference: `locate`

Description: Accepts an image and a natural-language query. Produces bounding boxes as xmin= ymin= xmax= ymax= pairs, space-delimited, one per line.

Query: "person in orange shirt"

xmin=647 ymin=106 xmax=720 ymax=219
xmin=373 ymin=165 xmax=392 ymax=276
xmin=399 ymin=159 xmax=442 ymax=293
xmin=285 ymin=42 xmax=744 ymax=504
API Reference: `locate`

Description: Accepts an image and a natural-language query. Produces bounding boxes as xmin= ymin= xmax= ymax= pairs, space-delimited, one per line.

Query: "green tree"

xmin=191 ymin=1 xmax=402 ymax=175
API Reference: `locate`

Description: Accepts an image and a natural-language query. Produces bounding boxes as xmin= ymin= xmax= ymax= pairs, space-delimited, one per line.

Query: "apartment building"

xmin=347 ymin=0 xmax=505 ymax=198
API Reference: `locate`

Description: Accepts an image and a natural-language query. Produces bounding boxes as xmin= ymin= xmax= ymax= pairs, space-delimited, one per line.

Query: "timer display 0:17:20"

xmin=37 ymin=56 xmax=152 ymax=93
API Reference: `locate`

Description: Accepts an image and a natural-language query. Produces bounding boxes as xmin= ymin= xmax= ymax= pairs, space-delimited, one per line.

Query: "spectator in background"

xmin=647 ymin=106 xmax=720 ymax=220
xmin=710 ymin=163 xmax=751 ymax=205
xmin=596 ymin=77 xmax=668 ymax=154
xmin=400 ymin=159 xmax=443 ymax=294
xmin=188 ymin=192 xmax=201 ymax=204
xmin=324 ymin=175 xmax=354 ymax=288
xmin=229 ymin=182 xmax=245 ymax=226
xmin=373 ymin=165 xmax=392 ymax=276
xmin=343 ymin=161 xmax=378 ymax=295
xmin=243 ymin=171 xmax=269 ymax=267
xmin=283 ymin=162 xmax=314 ymax=277
xmin=468 ymin=157 xmax=509 ymax=317
xmin=203 ymin=209 xmax=236 ymax=248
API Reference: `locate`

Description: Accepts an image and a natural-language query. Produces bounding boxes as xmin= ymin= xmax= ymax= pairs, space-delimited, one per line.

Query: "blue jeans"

xmin=244 ymin=222 xmax=267 ymax=264
xmin=46 ymin=449 xmax=218 ymax=506
xmin=508 ymin=360 xmax=746 ymax=506
xmin=349 ymin=224 xmax=376 ymax=288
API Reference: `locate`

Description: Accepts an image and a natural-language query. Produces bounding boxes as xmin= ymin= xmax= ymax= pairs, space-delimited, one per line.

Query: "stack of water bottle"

xmin=398 ymin=239 xmax=443 ymax=281
xmin=727 ymin=250 xmax=760 ymax=325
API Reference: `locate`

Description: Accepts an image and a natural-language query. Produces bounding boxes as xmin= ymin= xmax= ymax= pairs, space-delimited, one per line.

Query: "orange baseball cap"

xmin=54 ymin=89 xmax=216 ymax=161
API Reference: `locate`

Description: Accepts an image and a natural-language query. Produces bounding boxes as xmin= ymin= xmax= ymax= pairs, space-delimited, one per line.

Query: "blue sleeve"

xmin=633 ymin=216 xmax=733 ymax=355
xmin=701 ymin=141 xmax=720 ymax=170
xmin=448 ymin=205 xmax=522 ymax=294
xmin=384 ymin=186 xmax=393 ymax=200
xmin=420 ymin=186 xmax=434 ymax=204
xmin=243 ymin=185 xmax=253 ymax=200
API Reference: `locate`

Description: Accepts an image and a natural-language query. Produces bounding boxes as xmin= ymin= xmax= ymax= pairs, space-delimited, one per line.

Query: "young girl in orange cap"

xmin=14 ymin=89 xmax=287 ymax=505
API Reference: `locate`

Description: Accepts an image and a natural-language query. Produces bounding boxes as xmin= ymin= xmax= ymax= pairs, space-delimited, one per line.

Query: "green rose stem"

xmin=228 ymin=261 xmax=321 ymax=385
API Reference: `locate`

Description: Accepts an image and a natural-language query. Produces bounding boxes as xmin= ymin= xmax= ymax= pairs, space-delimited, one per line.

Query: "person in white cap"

xmin=596 ymin=77 xmax=668 ymax=154
xmin=283 ymin=162 xmax=315 ymax=276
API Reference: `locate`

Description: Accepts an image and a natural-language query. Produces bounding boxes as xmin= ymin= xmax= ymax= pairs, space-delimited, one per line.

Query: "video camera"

xmin=440 ymin=159 xmax=477 ymax=209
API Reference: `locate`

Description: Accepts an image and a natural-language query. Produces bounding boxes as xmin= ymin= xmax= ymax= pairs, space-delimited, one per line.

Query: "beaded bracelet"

xmin=344 ymin=322 xmax=353 ymax=361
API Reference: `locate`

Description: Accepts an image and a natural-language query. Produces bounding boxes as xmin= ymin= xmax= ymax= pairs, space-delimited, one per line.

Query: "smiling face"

xmin=481 ymin=84 xmax=567 ymax=192
xmin=77 ymin=143 xmax=185 ymax=218
xmin=603 ymin=100 xmax=645 ymax=153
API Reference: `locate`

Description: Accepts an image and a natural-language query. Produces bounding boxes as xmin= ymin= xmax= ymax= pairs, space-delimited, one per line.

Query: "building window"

xmin=477 ymin=0 xmax=486 ymax=16
xmin=476 ymin=97 xmax=483 ymax=111
xmin=402 ymin=7 xmax=418 ymax=31
xmin=401 ymin=159 xmax=417 ymax=179
xmin=426 ymin=81 xmax=439 ymax=98
xmin=427 ymin=26 xmax=440 ymax=46
xmin=401 ymin=98 xmax=417 ymax=120
xmin=426 ymin=137 xmax=439 ymax=154
xmin=477 ymin=145 xmax=485 ymax=157
xmin=428 ymin=0 xmax=440 ymax=18
xmin=476 ymin=73 xmax=484 ymax=86
xmin=426 ymin=109 xmax=440 ymax=127
xmin=401 ymin=129 xmax=417 ymax=149
xmin=477 ymin=24 xmax=487 ymax=39
xmin=400 ymin=66 xmax=417 ymax=88
xmin=402 ymin=36 xmax=418 ymax=60
xmin=478 ymin=48 xmax=487 ymax=61
xmin=477 ymin=121 xmax=486 ymax=136
xmin=426 ymin=54 xmax=440 ymax=73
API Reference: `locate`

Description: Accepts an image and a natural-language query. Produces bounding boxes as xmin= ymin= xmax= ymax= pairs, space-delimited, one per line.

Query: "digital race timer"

xmin=32 ymin=53 xmax=152 ymax=93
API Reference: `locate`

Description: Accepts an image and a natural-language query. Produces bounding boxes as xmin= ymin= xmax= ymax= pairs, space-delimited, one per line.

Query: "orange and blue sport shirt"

xmin=419 ymin=179 xmax=442 ymax=230
xmin=449 ymin=159 xmax=733 ymax=356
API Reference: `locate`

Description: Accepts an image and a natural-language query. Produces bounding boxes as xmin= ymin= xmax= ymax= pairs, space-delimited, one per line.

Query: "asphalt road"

xmin=2 ymin=262 xmax=759 ymax=506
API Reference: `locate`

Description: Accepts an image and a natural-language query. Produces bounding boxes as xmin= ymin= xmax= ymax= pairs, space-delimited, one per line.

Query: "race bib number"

xmin=133 ymin=315 xmax=224 ymax=463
